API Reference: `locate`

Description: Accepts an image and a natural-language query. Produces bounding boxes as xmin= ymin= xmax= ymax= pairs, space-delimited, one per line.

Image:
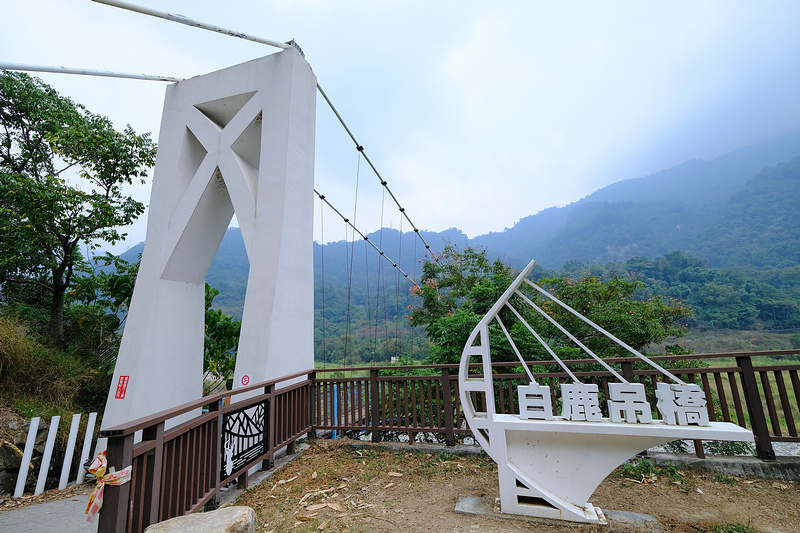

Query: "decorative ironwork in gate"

xmin=221 ymin=401 xmax=269 ymax=478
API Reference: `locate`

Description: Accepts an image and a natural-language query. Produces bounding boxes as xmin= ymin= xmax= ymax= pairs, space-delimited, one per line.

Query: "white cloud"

xmin=2 ymin=0 xmax=799 ymax=249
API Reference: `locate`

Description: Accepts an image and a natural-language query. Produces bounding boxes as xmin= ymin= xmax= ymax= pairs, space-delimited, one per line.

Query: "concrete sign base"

xmin=488 ymin=417 xmax=751 ymax=522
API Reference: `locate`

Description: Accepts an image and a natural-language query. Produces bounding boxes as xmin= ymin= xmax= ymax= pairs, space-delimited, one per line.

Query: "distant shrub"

xmin=0 ymin=315 xmax=108 ymax=414
xmin=790 ymin=333 xmax=800 ymax=349
xmin=703 ymin=440 xmax=756 ymax=456
xmin=709 ymin=525 xmax=757 ymax=533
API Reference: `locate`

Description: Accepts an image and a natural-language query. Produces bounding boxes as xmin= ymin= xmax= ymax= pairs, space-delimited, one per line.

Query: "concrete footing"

xmin=343 ymin=439 xmax=800 ymax=482
xmin=645 ymin=452 xmax=800 ymax=482
xmin=454 ymin=495 xmax=665 ymax=531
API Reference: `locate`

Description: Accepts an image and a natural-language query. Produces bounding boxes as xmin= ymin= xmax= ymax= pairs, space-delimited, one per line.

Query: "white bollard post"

xmin=14 ymin=417 xmax=40 ymax=497
xmin=59 ymin=413 xmax=82 ymax=490
xmin=75 ymin=412 xmax=98 ymax=484
xmin=35 ymin=415 xmax=60 ymax=495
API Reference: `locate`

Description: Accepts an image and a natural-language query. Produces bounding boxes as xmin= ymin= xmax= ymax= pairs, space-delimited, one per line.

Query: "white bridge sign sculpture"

xmin=458 ymin=260 xmax=754 ymax=524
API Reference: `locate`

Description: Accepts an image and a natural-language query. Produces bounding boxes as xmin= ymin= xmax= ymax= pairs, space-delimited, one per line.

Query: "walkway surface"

xmin=0 ymin=493 xmax=96 ymax=533
xmin=0 ymin=444 xmax=307 ymax=533
xmin=0 ymin=477 xmax=266 ymax=533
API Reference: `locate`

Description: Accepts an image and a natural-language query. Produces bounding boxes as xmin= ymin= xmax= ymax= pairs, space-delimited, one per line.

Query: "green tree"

xmin=527 ymin=275 xmax=689 ymax=357
xmin=64 ymin=252 xmax=140 ymax=360
xmin=0 ymin=71 xmax=156 ymax=347
xmin=409 ymin=245 xmax=690 ymax=365
xmin=408 ymin=244 xmax=517 ymax=364
xmin=204 ymin=284 xmax=241 ymax=389
xmin=71 ymin=257 xmax=241 ymax=390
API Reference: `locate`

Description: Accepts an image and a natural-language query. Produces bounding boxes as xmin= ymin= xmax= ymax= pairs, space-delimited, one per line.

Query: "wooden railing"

xmin=98 ymin=350 xmax=799 ymax=532
xmin=312 ymin=367 xmax=464 ymax=446
xmin=312 ymin=350 xmax=800 ymax=461
xmin=98 ymin=369 xmax=314 ymax=533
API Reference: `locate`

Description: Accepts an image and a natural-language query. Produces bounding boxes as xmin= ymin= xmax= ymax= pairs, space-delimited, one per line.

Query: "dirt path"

xmin=236 ymin=440 xmax=800 ymax=533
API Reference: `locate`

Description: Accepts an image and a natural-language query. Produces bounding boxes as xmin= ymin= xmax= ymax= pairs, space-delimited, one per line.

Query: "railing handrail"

xmin=310 ymin=349 xmax=800 ymax=374
xmin=100 ymin=368 xmax=314 ymax=438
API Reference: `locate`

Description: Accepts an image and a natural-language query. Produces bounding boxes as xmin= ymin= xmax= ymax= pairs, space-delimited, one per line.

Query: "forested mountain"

xmin=695 ymin=156 xmax=800 ymax=268
xmin=569 ymin=252 xmax=800 ymax=332
xmin=120 ymin=131 xmax=800 ymax=361
xmin=472 ymin=131 xmax=800 ymax=269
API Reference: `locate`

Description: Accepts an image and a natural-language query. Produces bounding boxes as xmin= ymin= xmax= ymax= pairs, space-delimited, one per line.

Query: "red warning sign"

xmin=241 ymin=375 xmax=250 ymax=386
xmin=115 ymin=375 xmax=130 ymax=399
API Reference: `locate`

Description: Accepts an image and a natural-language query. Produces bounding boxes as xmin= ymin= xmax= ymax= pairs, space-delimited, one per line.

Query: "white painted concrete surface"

xmin=102 ymin=48 xmax=316 ymax=432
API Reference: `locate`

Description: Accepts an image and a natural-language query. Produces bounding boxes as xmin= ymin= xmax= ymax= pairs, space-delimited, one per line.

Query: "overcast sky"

xmin=3 ymin=1 xmax=800 ymax=252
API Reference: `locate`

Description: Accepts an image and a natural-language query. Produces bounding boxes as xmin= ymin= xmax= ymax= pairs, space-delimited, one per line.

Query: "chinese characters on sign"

xmin=655 ymin=382 xmax=710 ymax=426
xmin=518 ymin=383 xmax=554 ymax=420
xmin=608 ymin=383 xmax=653 ymax=424
xmin=518 ymin=381 xmax=709 ymax=426
xmin=114 ymin=375 xmax=129 ymax=399
xmin=561 ymin=383 xmax=603 ymax=421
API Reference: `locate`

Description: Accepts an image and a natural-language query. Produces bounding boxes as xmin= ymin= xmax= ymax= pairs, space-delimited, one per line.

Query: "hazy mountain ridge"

xmin=474 ymin=131 xmax=800 ymax=269
xmin=120 ymin=131 xmax=800 ymax=321
xmin=695 ymin=155 xmax=800 ymax=268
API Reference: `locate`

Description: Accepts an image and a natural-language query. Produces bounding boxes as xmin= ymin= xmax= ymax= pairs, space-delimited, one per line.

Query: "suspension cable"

xmin=319 ymin=197 xmax=326 ymax=369
xmin=410 ymin=232 xmax=418 ymax=356
xmin=343 ymin=215 xmax=352 ymax=369
xmin=314 ymin=189 xmax=414 ymax=281
xmin=92 ymin=0 xmax=291 ymax=50
xmin=343 ymin=150 xmax=362 ymax=366
xmin=93 ymin=0 xmax=436 ymax=264
xmin=0 ymin=62 xmax=183 ymax=82
xmin=376 ymin=188 xmax=387 ymax=364
xmin=360 ymin=152 xmax=374 ymax=363
xmin=365 ymin=236 xmax=373 ymax=364
xmin=395 ymin=216 xmax=403 ymax=357
xmin=316 ymin=84 xmax=434 ymax=259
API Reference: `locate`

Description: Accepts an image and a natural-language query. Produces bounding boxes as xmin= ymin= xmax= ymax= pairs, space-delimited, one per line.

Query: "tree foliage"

xmin=0 ymin=71 xmax=156 ymax=347
xmin=409 ymin=245 xmax=691 ymax=365
xmin=587 ymin=251 xmax=800 ymax=331
xmin=63 ymin=253 xmax=139 ymax=360
xmin=408 ymin=244 xmax=516 ymax=364
xmin=204 ymin=284 xmax=241 ymax=387
xmin=522 ymin=275 xmax=689 ymax=358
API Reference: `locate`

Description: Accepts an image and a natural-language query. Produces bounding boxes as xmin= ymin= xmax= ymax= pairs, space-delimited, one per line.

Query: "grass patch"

xmin=710 ymin=473 xmax=738 ymax=485
xmin=617 ymin=458 xmax=686 ymax=484
xmin=13 ymin=396 xmax=72 ymax=419
xmin=0 ymin=314 xmax=110 ymax=415
xmin=674 ymin=329 xmax=800 ymax=354
xmin=708 ymin=524 xmax=758 ymax=533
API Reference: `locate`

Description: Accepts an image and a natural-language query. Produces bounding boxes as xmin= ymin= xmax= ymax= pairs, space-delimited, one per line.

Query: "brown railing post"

xmin=736 ymin=355 xmax=777 ymax=461
xmin=99 ymin=433 xmax=135 ymax=533
xmin=142 ymin=421 xmax=165 ymax=525
xmin=692 ymin=440 xmax=706 ymax=459
xmin=620 ymin=361 xmax=651 ymax=457
xmin=208 ymin=398 xmax=223 ymax=507
xmin=370 ymin=369 xmax=381 ymax=443
xmin=307 ymin=372 xmax=317 ymax=440
xmin=620 ymin=360 xmax=635 ymax=382
xmin=266 ymin=383 xmax=276 ymax=470
xmin=442 ymin=368 xmax=455 ymax=447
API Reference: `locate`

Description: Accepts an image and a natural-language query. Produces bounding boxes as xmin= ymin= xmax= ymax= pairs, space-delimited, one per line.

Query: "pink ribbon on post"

xmin=84 ymin=450 xmax=132 ymax=523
